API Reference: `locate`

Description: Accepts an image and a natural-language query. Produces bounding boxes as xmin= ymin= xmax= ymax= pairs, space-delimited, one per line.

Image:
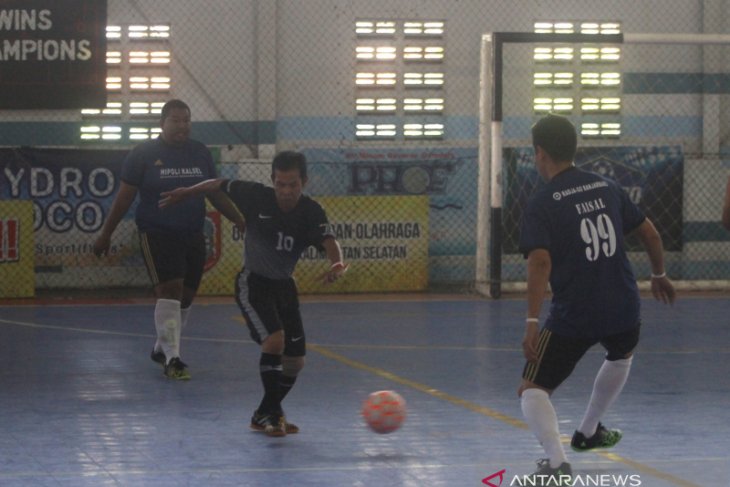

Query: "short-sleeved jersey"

xmin=121 ymin=136 xmax=216 ymax=234
xmin=222 ymin=180 xmax=334 ymax=279
xmin=519 ymin=167 xmax=646 ymax=339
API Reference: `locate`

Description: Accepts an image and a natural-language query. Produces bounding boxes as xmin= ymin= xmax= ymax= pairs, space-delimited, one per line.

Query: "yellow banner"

xmin=295 ymin=195 xmax=429 ymax=293
xmin=0 ymin=200 xmax=35 ymax=298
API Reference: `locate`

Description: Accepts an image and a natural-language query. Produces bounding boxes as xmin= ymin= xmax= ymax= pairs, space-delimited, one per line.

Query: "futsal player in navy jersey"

xmin=94 ymin=99 xmax=244 ymax=380
xmin=159 ymin=151 xmax=348 ymax=437
xmin=517 ymin=114 xmax=675 ymax=483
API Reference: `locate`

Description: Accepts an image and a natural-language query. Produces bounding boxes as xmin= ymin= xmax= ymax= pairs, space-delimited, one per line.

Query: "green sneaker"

xmin=571 ymin=423 xmax=622 ymax=452
xmin=164 ymin=357 xmax=191 ymax=380
xmin=528 ymin=459 xmax=573 ymax=486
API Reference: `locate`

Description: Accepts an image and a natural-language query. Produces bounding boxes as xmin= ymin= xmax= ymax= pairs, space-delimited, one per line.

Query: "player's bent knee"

xmin=518 ymin=380 xmax=552 ymax=397
xmin=262 ymin=331 xmax=285 ymax=354
xmin=282 ymin=355 xmax=305 ymax=377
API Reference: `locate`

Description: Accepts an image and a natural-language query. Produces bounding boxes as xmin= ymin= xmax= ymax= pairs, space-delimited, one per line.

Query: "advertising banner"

xmin=504 ymin=145 xmax=684 ymax=252
xmin=0 ymin=200 xmax=34 ymax=297
xmin=295 ymin=195 xmax=429 ymax=293
xmin=0 ymin=0 xmax=107 ymax=108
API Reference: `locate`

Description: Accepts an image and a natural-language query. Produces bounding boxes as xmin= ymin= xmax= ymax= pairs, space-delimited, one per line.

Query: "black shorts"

xmin=138 ymin=230 xmax=206 ymax=291
xmin=234 ymin=268 xmax=305 ymax=357
xmin=522 ymin=324 xmax=641 ymax=391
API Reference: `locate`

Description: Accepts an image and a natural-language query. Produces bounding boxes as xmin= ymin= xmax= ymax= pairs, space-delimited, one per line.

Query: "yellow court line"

xmin=308 ymin=343 xmax=701 ymax=487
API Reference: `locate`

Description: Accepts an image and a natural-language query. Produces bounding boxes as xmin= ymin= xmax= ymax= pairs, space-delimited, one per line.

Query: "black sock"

xmin=279 ymin=375 xmax=297 ymax=402
xmin=257 ymin=353 xmax=282 ymax=414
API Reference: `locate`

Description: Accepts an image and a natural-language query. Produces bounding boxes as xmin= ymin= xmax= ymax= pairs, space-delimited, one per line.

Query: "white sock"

xmin=578 ymin=357 xmax=633 ymax=437
xmin=155 ymin=306 xmax=191 ymax=353
xmin=521 ymin=388 xmax=568 ymax=467
xmin=154 ymin=299 xmax=181 ymax=363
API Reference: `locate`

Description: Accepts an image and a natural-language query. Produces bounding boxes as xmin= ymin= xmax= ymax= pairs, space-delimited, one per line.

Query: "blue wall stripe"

xmin=623 ymin=73 xmax=730 ymax=94
xmin=0 ymin=121 xmax=275 ymax=147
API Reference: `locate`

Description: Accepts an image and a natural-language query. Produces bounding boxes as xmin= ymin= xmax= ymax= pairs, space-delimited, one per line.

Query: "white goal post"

xmin=476 ymin=32 xmax=730 ymax=298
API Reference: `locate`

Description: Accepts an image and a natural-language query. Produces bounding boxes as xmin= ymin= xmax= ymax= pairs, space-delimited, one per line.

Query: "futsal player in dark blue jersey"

xmin=159 ymin=151 xmax=348 ymax=436
xmin=517 ymin=114 xmax=675 ymax=483
xmin=94 ymin=99 xmax=244 ymax=380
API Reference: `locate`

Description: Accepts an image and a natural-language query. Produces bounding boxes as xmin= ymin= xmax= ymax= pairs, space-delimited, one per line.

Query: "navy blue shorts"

xmin=522 ymin=324 xmax=640 ymax=390
xmin=234 ymin=268 xmax=305 ymax=357
xmin=138 ymin=230 xmax=206 ymax=291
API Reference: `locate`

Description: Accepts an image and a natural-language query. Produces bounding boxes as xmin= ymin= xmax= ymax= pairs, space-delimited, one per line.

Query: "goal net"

xmin=476 ymin=32 xmax=730 ymax=298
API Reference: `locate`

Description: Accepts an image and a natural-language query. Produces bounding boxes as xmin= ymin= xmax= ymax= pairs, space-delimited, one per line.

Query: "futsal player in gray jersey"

xmin=517 ymin=115 xmax=675 ymax=484
xmin=159 ymin=151 xmax=348 ymax=437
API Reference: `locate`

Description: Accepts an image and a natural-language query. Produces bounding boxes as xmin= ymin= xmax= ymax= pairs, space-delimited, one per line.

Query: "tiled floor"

xmin=0 ymin=294 xmax=727 ymax=486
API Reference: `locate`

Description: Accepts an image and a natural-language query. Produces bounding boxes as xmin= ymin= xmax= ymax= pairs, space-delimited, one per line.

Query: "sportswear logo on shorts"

xmin=259 ymin=214 xmax=272 ymax=219
xmin=291 ymin=336 xmax=304 ymax=342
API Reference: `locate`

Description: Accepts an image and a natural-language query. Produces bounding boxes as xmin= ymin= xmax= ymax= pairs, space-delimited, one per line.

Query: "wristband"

xmin=651 ymin=272 xmax=666 ymax=279
xmin=331 ymin=261 xmax=345 ymax=270
xmin=526 ymin=318 xmax=539 ymax=323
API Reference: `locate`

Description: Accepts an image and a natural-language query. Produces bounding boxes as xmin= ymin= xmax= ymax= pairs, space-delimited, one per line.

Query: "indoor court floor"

xmin=0 ymin=293 xmax=728 ymax=486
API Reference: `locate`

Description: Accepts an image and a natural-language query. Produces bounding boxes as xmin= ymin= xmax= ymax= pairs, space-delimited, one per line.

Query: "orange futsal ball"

xmin=362 ymin=390 xmax=406 ymax=434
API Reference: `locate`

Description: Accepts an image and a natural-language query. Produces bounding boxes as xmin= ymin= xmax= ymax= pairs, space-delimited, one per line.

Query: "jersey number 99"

xmin=580 ymin=214 xmax=616 ymax=262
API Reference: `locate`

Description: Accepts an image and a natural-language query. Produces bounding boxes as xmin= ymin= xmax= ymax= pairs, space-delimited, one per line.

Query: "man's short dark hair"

xmin=531 ymin=114 xmax=577 ymax=163
xmin=161 ymin=99 xmax=191 ymax=123
xmin=272 ymin=151 xmax=307 ymax=179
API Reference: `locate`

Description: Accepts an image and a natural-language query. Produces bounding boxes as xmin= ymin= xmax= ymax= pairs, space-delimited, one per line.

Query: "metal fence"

xmin=1 ymin=0 xmax=730 ymax=298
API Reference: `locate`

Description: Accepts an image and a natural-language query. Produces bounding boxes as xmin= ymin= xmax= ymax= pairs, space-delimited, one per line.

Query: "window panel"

xmin=533 ymin=72 xmax=574 ymax=87
xmin=404 ymin=21 xmax=444 ymax=37
xmin=356 ymin=21 xmax=396 ymax=36
xmin=356 ymin=72 xmax=397 ymax=87
xmin=129 ymin=127 xmax=162 ymax=140
xmin=356 ymin=123 xmax=397 ymax=139
xmin=355 ymin=20 xmax=445 ymax=140
xmin=580 ymin=72 xmax=621 ymax=87
xmin=356 ymin=46 xmax=397 ymax=61
xmin=581 ymin=46 xmax=621 ymax=63
xmin=581 ymin=97 xmax=621 ymax=112
xmin=534 ymin=20 xmax=622 ymax=138
xmin=404 ymin=72 xmax=444 ymax=87
xmin=129 ymin=50 xmax=171 ymax=65
xmin=106 ymin=25 xmax=122 ymax=40
xmin=534 ymin=47 xmax=574 ymax=62
xmin=403 ymin=98 xmax=444 ymax=112
xmin=129 ymin=101 xmax=165 ymax=117
xmin=106 ymin=51 xmax=122 ymax=64
xmin=403 ymin=46 xmax=444 ymax=62
xmin=128 ymin=24 xmax=170 ymax=40
xmin=581 ymin=122 xmax=621 ymax=137
xmin=534 ymin=21 xmax=575 ymax=34
xmin=403 ymin=123 xmax=444 ymax=138
xmin=533 ymin=97 xmax=574 ymax=113
xmin=82 ymin=23 xmax=172 ymax=142
xmin=81 ymin=102 xmax=123 ymax=118
xmin=356 ymin=98 xmax=397 ymax=113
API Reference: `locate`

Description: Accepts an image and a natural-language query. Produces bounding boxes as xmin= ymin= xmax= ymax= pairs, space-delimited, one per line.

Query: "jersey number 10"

xmin=276 ymin=231 xmax=294 ymax=251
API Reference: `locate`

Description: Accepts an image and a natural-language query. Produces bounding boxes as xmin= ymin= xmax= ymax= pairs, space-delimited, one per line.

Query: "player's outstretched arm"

xmin=207 ymin=191 xmax=245 ymax=232
xmin=159 ymin=178 xmax=226 ymax=208
xmin=635 ymin=218 xmax=676 ymax=304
